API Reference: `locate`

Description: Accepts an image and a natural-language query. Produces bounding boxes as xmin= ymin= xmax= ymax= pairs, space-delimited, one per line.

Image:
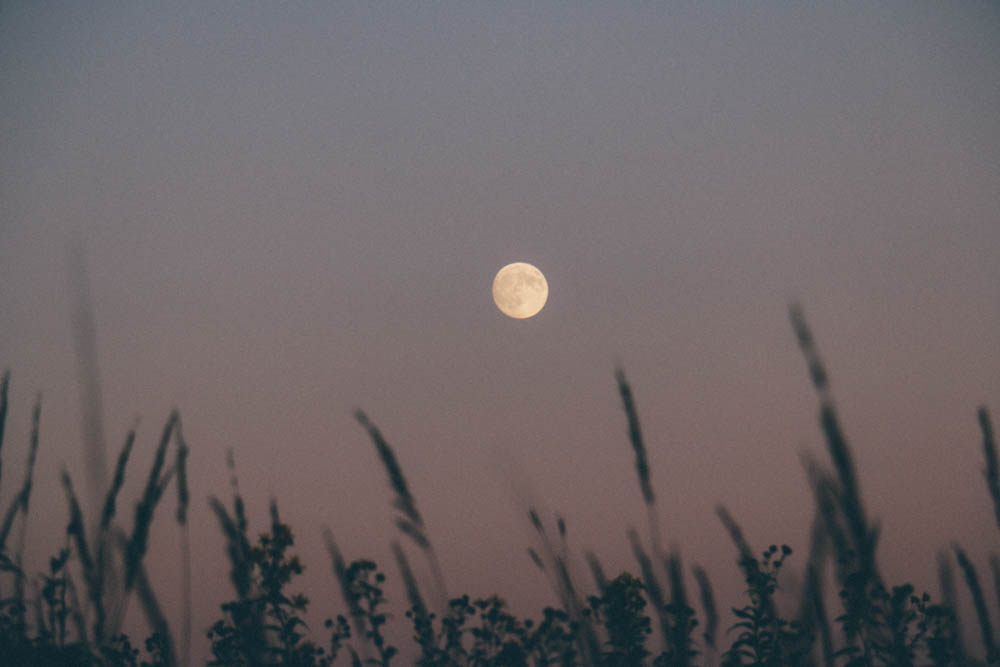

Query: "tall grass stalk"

xmin=616 ymin=367 xmax=664 ymax=566
xmin=797 ymin=516 xmax=834 ymax=667
xmin=124 ymin=410 xmax=178 ymax=593
xmin=94 ymin=411 xmax=184 ymax=653
xmin=67 ymin=242 xmax=109 ymax=533
xmin=715 ymin=506 xmax=753 ymax=566
xmin=715 ymin=505 xmax=775 ymax=628
xmin=209 ymin=498 xmax=252 ymax=603
xmin=556 ymin=555 xmax=600 ymax=666
xmin=61 ymin=469 xmax=102 ymax=643
xmin=585 ymin=551 xmax=609 ymax=595
xmin=991 ymin=554 xmax=1000 ymax=624
xmin=803 ymin=560 xmax=834 ymax=667
xmin=979 ymin=407 xmax=1000 ymax=536
xmin=5 ymin=306 xmax=1000 ymax=664
xmin=208 ymin=453 xmax=268 ymax=666
xmin=628 ymin=527 xmax=671 ymax=657
xmin=666 ymin=550 xmax=694 ymax=666
xmin=692 ymin=564 xmax=718 ymax=655
xmin=0 ymin=369 xmax=9 ymax=488
xmin=324 ymin=527 xmax=374 ymax=665
xmin=113 ymin=529 xmax=177 ymax=667
xmin=555 ymin=519 xmax=602 ymax=666
xmin=802 ymin=452 xmax=852 ymax=583
xmin=174 ymin=419 xmax=192 ymax=667
xmin=91 ymin=425 xmax=136 ymax=644
xmin=99 ymin=427 xmax=135 ymax=534
xmin=530 ymin=508 xmax=600 ymax=665
xmin=355 ymin=409 xmax=448 ymax=610
xmin=954 ymin=544 xmax=998 ymax=663
xmin=1 ymin=394 xmax=42 ymax=632
xmin=790 ymin=304 xmax=878 ymax=582
xmin=65 ymin=568 xmax=87 ymax=646
xmin=17 ymin=393 xmax=41 ymax=518
xmin=392 ymin=540 xmax=436 ymax=661
xmin=937 ymin=550 xmax=966 ymax=663
xmin=0 ymin=396 xmax=41 ymax=552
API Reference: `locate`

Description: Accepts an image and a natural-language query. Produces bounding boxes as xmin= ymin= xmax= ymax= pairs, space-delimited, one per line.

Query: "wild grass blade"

xmin=8 ymin=395 xmax=42 ymax=622
xmin=355 ymin=409 xmax=422 ymax=532
xmin=716 ymin=505 xmax=780 ymax=631
xmin=991 ymin=554 xmax=1000 ymax=624
xmin=0 ymin=369 xmax=9 ymax=490
xmin=355 ymin=409 xmax=448 ymax=607
xmin=666 ymin=550 xmax=693 ymax=666
xmin=554 ymin=516 xmax=601 ymax=665
xmin=61 ymin=470 xmax=102 ymax=641
xmin=801 ymin=560 xmax=834 ymax=667
xmin=954 ymin=543 xmax=998 ymax=663
xmin=937 ymin=550 xmax=966 ymax=662
xmin=715 ymin=505 xmax=753 ymax=564
xmin=527 ymin=507 xmax=599 ymax=664
xmin=113 ymin=529 xmax=177 ymax=667
xmin=94 ymin=426 xmax=135 ymax=641
xmin=174 ymin=419 xmax=192 ymax=667
xmin=174 ymin=420 xmax=190 ymax=526
xmin=586 ymin=551 xmax=608 ymax=594
xmin=209 ymin=496 xmax=252 ymax=601
xmin=395 ymin=518 xmax=430 ymax=549
xmin=392 ymin=540 xmax=437 ymax=660
xmin=124 ymin=410 xmax=177 ymax=591
xmin=820 ymin=403 xmax=873 ymax=574
xmin=392 ymin=540 xmax=428 ymax=620
xmin=65 ymin=569 xmax=87 ymax=644
xmin=802 ymin=452 xmax=852 ymax=583
xmin=323 ymin=526 xmax=373 ymax=664
xmin=0 ymin=395 xmax=41 ymax=552
xmin=692 ymin=564 xmax=717 ymax=653
xmin=31 ymin=576 xmax=44 ymax=641
xmin=99 ymin=427 xmax=136 ymax=534
xmin=797 ymin=515 xmax=833 ymax=667
xmin=616 ymin=367 xmax=663 ymax=562
xmin=555 ymin=554 xmax=601 ymax=666
xmin=208 ymin=486 xmax=265 ymax=665
xmin=67 ymin=242 xmax=109 ymax=522
xmin=616 ymin=368 xmax=653 ymax=506
xmin=0 ymin=495 xmax=21 ymax=553
xmin=791 ymin=304 xmax=876 ymax=580
xmin=667 ymin=551 xmax=688 ymax=611
xmin=527 ymin=508 xmax=563 ymax=589
xmin=20 ymin=395 xmax=41 ymax=515
xmin=629 ymin=527 xmax=671 ymax=657
xmin=979 ymin=407 xmax=1000 ymax=536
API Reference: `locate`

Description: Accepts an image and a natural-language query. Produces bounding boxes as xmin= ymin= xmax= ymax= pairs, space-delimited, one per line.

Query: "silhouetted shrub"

xmin=1 ymin=308 xmax=997 ymax=665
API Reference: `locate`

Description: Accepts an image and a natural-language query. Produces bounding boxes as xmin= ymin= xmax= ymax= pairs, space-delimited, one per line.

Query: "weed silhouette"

xmin=0 ymin=308 xmax=996 ymax=665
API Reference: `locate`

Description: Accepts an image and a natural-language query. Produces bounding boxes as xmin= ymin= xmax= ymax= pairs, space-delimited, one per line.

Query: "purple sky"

xmin=2 ymin=1 xmax=999 ymax=661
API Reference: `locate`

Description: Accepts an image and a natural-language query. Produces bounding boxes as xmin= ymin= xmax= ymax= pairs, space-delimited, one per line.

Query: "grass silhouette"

xmin=0 ymin=308 xmax=997 ymax=665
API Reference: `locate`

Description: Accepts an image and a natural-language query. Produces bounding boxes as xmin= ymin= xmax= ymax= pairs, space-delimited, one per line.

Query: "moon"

xmin=492 ymin=262 xmax=548 ymax=319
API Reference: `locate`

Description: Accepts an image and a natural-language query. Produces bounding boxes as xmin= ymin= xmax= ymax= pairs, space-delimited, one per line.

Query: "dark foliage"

xmin=1 ymin=307 xmax=997 ymax=664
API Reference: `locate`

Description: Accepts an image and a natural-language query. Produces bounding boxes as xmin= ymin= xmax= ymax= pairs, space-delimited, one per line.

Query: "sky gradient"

xmin=2 ymin=1 xmax=999 ymax=661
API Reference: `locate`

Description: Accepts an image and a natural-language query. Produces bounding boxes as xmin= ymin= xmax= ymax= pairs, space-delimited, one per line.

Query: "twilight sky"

xmin=2 ymin=0 xmax=999 ymax=661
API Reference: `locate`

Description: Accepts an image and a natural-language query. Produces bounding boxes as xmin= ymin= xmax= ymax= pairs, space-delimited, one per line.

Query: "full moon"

xmin=492 ymin=262 xmax=549 ymax=319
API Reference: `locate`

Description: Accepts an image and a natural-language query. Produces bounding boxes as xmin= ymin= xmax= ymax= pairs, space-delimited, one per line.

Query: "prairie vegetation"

xmin=0 ymin=307 xmax=997 ymax=665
